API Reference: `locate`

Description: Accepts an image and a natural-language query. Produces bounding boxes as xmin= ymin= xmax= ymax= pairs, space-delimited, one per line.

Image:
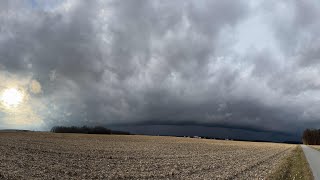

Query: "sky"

xmin=1 ymin=0 xmax=320 ymax=141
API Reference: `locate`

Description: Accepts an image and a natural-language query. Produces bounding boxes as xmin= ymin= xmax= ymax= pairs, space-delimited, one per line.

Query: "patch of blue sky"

xmin=26 ymin=0 xmax=64 ymax=11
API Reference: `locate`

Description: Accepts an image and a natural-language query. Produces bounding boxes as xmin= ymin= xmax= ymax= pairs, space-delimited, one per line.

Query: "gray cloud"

xmin=0 ymin=0 xmax=319 ymax=136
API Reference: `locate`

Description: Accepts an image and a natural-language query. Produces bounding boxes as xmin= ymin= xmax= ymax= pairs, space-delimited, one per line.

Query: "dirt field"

xmin=0 ymin=132 xmax=294 ymax=179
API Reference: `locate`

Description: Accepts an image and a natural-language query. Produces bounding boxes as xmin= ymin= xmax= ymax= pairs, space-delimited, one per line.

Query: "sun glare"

xmin=0 ymin=88 xmax=24 ymax=108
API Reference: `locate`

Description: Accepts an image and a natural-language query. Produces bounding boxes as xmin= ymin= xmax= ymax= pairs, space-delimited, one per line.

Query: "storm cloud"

xmin=0 ymin=0 xmax=320 ymax=136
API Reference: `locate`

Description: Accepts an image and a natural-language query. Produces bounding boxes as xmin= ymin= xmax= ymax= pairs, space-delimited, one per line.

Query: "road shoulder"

xmin=268 ymin=145 xmax=313 ymax=180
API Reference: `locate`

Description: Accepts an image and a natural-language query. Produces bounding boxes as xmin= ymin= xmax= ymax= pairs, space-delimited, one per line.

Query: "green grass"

xmin=267 ymin=146 xmax=313 ymax=180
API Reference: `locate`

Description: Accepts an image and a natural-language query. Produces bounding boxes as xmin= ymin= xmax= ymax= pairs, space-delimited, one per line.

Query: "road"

xmin=301 ymin=145 xmax=320 ymax=180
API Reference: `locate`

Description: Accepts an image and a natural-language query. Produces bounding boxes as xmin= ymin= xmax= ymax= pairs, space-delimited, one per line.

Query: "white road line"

xmin=301 ymin=145 xmax=320 ymax=180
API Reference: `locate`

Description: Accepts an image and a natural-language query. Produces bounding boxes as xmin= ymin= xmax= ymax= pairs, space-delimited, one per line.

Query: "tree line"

xmin=51 ymin=126 xmax=130 ymax=135
xmin=302 ymin=129 xmax=320 ymax=145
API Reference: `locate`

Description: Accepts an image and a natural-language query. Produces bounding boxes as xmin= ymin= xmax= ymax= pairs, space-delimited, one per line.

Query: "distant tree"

xmin=51 ymin=126 xmax=130 ymax=135
xmin=302 ymin=129 xmax=320 ymax=145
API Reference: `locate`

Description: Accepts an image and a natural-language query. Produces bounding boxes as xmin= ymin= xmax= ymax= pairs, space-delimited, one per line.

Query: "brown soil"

xmin=0 ymin=132 xmax=294 ymax=179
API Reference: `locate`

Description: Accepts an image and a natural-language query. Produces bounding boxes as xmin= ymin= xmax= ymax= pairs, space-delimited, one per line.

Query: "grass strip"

xmin=310 ymin=145 xmax=320 ymax=151
xmin=267 ymin=146 xmax=313 ymax=180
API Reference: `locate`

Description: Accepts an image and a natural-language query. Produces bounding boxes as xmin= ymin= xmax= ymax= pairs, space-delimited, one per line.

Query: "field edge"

xmin=267 ymin=145 xmax=313 ymax=180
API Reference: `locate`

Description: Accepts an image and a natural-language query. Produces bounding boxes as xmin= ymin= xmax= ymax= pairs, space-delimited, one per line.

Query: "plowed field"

xmin=0 ymin=132 xmax=294 ymax=179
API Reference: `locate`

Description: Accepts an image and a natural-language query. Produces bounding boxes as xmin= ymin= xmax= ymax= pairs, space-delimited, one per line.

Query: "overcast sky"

xmin=1 ymin=0 xmax=320 ymax=136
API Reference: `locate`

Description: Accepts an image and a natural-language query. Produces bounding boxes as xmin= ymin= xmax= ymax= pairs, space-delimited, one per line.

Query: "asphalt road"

xmin=302 ymin=145 xmax=320 ymax=180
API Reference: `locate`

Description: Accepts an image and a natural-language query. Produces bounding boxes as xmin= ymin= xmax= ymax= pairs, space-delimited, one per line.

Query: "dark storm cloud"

xmin=0 ymin=0 xmax=320 ymax=134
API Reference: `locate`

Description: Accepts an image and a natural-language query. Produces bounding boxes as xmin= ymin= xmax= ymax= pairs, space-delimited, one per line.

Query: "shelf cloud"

xmin=1 ymin=0 xmax=320 ymax=136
